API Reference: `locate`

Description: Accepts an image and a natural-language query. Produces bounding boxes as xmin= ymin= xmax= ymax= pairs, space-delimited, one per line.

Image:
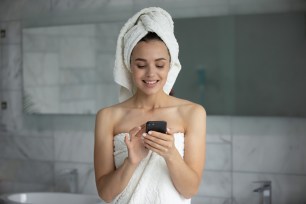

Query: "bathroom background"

xmin=0 ymin=0 xmax=306 ymax=204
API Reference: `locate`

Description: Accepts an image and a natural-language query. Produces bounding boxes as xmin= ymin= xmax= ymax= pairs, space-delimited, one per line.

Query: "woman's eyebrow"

xmin=134 ymin=58 xmax=146 ymax=62
xmin=155 ymin=58 xmax=167 ymax=61
xmin=134 ymin=58 xmax=167 ymax=62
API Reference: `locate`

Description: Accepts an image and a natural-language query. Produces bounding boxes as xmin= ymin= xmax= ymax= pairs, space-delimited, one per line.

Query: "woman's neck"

xmin=132 ymin=91 xmax=169 ymax=110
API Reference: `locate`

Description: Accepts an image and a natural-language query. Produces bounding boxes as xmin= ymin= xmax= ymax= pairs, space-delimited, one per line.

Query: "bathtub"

xmin=0 ymin=192 xmax=104 ymax=204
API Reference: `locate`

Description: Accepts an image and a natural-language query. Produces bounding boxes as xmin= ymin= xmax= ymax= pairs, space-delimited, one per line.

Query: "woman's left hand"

xmin=143 ymin=128 xmax=177 ymax=159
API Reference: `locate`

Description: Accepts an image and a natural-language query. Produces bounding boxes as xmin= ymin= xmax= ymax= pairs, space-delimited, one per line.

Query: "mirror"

xmin=22 ymin=11 xmax=306 ymax=116
xmin=174 ymin=12 xmax=306 ymax=116
xmin=22 ymin=22 xmax=123 ymax=114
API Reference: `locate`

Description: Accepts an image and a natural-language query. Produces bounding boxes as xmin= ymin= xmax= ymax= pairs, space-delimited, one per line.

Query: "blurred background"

xmin=0 ymin=0 xmax=306 ymax=203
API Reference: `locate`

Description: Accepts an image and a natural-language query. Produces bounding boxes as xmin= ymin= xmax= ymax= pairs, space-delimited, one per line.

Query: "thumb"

xmin=124 ymin=133 xmax=130 ymax=146
xmin=166 ymin=128 xmax=173 ymax=135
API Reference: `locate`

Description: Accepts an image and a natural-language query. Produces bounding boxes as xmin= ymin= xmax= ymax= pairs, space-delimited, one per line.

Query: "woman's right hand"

xmin=125 ymin=126 xmax=149 ymax=165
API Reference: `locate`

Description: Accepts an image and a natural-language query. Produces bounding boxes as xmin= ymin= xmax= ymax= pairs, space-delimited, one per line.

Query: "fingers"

xmin=166 ymin=127 xmax=173 ymax=135
xmin=145 ymin=130 xmax=172 ymax=141
xmin=130 ymin=126 xmax=141 ymax=135
xmin=145 ymin=135 xmax=173 ymax=148
xmin=145 ymin=137 xmax=172 ymax=151
xmin=128 ymin=126 xmax=141 ymax=141
xmin=140 ymin=123 xmax=146 ymax=129
xmin=124 ymin=133 xmax=130 ymax=145
xmin=143 ymin=130 xmax=174 ymax=155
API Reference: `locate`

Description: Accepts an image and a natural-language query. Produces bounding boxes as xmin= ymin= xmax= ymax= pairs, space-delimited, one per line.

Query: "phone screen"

xmin=146 ymin=121 xmax=167 ymax=133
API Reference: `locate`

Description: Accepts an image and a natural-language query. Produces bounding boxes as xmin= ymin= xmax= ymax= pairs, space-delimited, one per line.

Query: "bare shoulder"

xmin=170 ymin=97 xmax=206 ymax=133
xmin=172 ymin=97 xmax=206 ymax=118
xmin=96 ymin=102 xmax=127 ymax=121
xmin=95 ymin=103 xmax=127 ymax=136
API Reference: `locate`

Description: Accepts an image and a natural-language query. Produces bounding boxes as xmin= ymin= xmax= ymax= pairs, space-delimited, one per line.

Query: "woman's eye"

xmin=137 ymin=65 xmax=146 ymax=68
xmin=156 ymin=65 xmax=164 ymax=68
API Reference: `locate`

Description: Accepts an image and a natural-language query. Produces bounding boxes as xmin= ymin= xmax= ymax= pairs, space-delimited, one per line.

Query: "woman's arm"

xmin=94 ymin=108 xmax=145 ymax=202
xmin=166 ymin=104 xmax=206 ymax=198
xmin=143 ymin=104 xmax=206 ymax=198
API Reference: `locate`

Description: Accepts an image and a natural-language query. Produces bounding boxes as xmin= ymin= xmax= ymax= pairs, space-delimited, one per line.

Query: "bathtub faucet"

xmin=253 ymin=180 xmax=272 ymax=204
xmin=58 ymin=168 xmax=79 ymax=193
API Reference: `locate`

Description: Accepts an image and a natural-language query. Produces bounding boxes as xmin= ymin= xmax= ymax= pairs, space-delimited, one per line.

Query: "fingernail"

xmin=142 ymin=133 xmax=147 ymax=137
xmin=148 ymin=131 xmax=152 ymax=135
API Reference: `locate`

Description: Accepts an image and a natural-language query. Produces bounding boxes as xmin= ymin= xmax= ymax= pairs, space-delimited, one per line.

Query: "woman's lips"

xmin=144 ymin=80 xmax=158 ymax=84
xmin=143 ymin=80 xmax=159 ymax=87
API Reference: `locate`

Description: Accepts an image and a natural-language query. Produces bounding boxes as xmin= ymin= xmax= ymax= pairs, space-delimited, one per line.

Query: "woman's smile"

xmin=130 ymin=39 xmax=170 ymax=95
xmin=143 ymin=80 xmax=160 ymax=87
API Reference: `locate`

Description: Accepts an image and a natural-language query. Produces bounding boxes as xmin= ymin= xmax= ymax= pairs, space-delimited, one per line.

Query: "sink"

xmin=0 ymin=192 xmax=104 ymax=204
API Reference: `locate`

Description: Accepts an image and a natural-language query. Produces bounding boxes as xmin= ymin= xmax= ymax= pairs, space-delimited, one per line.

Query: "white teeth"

xmin=145 ymin=81 xmax=157 ymax=84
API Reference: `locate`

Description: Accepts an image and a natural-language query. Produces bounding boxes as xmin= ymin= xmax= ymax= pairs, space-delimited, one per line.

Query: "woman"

xmin=94 ymin=7 xmax=206 ymax=204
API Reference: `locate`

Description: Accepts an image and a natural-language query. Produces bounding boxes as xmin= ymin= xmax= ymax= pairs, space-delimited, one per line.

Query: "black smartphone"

xmin=146 ymin=121 xmax=167 ymax=133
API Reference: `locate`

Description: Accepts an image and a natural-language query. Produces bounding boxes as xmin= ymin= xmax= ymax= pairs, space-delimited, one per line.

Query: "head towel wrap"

xmin=113 ymin=7 xmax=181 ymax=102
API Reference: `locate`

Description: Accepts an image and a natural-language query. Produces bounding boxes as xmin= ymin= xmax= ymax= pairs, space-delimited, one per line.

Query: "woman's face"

xmin=130 ymin=39 xmax=170 ymax=96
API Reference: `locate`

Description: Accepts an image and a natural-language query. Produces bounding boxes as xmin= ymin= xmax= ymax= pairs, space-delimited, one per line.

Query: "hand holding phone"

xmin=145 ymin=121 xmax=167 ymax=133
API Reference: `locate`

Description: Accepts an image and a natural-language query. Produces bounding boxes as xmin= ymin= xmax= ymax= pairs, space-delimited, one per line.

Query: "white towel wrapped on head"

xmin=113 ymin=7 xmax=181 ymax=102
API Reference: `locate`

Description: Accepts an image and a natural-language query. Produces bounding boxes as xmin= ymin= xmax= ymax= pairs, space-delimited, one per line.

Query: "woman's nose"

xmin=146 ymin=66 xmax=155 ymax=77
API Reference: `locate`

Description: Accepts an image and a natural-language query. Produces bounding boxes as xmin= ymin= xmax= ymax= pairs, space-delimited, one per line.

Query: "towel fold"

xmin=113 ymin=7 xmax=181 ymax=102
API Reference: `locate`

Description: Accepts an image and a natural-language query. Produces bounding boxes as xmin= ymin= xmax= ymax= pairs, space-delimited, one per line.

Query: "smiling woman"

xmin=94 ymin=7 xmax=206 ymax=204
xmin=130 ymin=33 xmax=171 ymax=96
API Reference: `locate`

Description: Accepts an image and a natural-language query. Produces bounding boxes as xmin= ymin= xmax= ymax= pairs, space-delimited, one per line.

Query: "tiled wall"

xmin=201 ymin=117 xmax=306 ymax=204
xmin=0 ymin=0 xmax=306 ymax=204
xmin=22 ymin=23 xmax=120 ymax=114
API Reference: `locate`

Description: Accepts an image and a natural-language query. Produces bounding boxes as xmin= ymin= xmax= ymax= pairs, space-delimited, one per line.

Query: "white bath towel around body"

xmin=112 ymin=132 xmax=190 ymax=204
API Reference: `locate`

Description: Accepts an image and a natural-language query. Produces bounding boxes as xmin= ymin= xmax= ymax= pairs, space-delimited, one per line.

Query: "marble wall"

xmin=200 ymin=117 xmax=306 ymax=204
xmin=22 ymin=23 xmax=120 ymax=114
xmin=0 ymin=0 xmax=306 ymax=204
